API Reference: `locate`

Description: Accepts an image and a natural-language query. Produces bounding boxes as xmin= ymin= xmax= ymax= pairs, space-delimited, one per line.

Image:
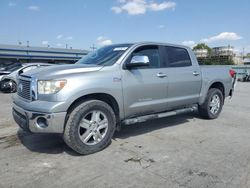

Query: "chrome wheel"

xmin=209 ymin=94 xmax=220 ymax=115
xmin=78 ymin=110 xmax=108 ymax=145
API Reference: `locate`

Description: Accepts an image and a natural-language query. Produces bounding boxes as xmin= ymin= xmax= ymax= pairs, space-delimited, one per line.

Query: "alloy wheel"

xmin=78 ymin=110 xmax=108 ymax=145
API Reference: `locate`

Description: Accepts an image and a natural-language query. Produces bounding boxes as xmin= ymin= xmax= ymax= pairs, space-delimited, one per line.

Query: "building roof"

xmin=0 ymin=44 xmax=89 ymax=61
xmin=0 ymin=44 xmax=88 ymax=55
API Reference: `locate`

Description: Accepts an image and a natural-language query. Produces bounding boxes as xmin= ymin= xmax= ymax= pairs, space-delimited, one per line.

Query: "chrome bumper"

xmin=12 ymin=103 xmax=66 ymax=133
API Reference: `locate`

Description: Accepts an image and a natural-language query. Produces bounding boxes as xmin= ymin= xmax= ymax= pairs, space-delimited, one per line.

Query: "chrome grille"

xmin=17 ymin=78 xmax=31 ymax=100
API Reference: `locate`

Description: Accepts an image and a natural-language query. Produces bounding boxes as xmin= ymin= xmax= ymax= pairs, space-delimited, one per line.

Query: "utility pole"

xmin=27 ymin=40 xmax=29 ymax=47
xmin=90 ymin=44 xmax=97 ymax=51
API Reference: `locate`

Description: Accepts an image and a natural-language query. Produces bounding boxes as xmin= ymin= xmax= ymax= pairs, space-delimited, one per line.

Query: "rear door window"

xmin=164 ymin=46 xmax=192 ymax=67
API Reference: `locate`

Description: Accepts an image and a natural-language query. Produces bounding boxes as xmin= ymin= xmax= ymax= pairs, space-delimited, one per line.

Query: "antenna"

xmin=90 ymin=44 xmax=97 ymax=51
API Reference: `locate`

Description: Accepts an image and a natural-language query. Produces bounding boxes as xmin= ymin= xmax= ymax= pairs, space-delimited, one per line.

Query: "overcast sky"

xmin=0 ymin=0 xmax=249 ymax=53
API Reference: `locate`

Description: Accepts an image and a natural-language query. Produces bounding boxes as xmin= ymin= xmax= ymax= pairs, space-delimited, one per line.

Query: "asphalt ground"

xmin=0 ymin=82 xmax=250 ymax=188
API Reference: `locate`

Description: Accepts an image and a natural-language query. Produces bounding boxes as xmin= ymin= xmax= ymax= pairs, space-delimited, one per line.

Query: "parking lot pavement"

xmin=0 ymin=83 xmax=250 ymax=188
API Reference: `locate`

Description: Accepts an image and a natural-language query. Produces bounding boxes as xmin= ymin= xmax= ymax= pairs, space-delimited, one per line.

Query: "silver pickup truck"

xmin=12 ymin=42 xmax=236 ymax=154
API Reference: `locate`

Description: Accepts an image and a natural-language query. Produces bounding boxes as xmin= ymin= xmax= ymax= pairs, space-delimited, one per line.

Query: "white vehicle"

xmin=1 ymin=63 xmax=52 ymax=93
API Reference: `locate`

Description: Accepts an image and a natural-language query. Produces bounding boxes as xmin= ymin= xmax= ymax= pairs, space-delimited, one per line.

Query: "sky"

xmin=0 ymin=0 xmax=249 ymax=54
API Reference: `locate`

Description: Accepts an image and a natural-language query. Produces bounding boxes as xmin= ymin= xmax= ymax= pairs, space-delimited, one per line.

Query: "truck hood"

xmin=22 ymin=64 xmax=103 ymax=79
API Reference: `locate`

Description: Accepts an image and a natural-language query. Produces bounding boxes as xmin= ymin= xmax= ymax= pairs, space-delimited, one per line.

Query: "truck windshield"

xmin=76 ymin=44 xmax=132 ymax=66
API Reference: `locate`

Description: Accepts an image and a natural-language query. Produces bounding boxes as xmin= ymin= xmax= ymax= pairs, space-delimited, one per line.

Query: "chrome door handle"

xmin=193 ymin=71 xmax=200 ymax=76
xmin=157 ymin=73 xmax=167 ymax=78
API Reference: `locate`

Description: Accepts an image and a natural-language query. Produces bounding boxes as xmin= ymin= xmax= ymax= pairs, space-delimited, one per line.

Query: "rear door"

xmin=161 ymin=46 xmax=202 ymax=109
xmin=121 ymin=45 xmax=168 ymax=118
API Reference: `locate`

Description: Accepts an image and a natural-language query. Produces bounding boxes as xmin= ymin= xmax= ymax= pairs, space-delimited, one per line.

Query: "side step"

xmin=123 ymin=106 xmax=197 ymax=125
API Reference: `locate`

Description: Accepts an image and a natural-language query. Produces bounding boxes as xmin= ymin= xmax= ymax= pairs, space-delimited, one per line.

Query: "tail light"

xmin=229 ymin=70 xmax=236 ymax=78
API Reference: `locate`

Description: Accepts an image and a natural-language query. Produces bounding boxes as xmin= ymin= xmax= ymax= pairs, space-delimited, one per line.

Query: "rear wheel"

xmin=198 ymin=88 xmax=223 ymax=119
xmin=63 ymin=100 xmax=116 ymax=155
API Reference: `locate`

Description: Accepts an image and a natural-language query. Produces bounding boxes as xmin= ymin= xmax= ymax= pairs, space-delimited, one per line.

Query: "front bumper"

xmin=12 ymin=103 xmax=66 ymax=133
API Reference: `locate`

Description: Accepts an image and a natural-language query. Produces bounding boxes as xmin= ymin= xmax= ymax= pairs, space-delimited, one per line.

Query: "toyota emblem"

xmin=18 ymin=83 xmax=23 ymax=93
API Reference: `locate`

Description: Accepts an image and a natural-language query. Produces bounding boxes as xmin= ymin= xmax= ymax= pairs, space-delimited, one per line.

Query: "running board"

xmin=123 ymin=106 xmax=197 ymax=125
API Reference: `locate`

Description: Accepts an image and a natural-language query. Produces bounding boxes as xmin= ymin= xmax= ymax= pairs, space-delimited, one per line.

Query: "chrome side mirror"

xmin=127 ymin=55 xmax=150 ymax=69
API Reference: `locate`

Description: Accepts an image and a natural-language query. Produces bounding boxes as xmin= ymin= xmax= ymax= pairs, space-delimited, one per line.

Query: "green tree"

xmin=193 ymin=43 xmax=212 ymax=54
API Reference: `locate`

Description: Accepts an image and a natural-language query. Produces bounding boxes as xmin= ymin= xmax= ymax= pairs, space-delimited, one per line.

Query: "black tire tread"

xmin=198 ymin=88 xmax=223 ymax=119
xmin=63 ymin=100 xmax=116 ymax=155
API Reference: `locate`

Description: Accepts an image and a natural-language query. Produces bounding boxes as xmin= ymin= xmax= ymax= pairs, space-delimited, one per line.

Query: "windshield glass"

xmin=7 ymin=64 xmax=22 ymax=72
xmin=76 ymin=44 xmax=132 ymax=66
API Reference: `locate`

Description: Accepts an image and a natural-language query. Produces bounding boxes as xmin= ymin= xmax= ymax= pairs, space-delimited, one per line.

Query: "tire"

xmin=0 ymin=81 xmax=3 ymax=91
xmin=198 ymin=88 xmax=223 ymax=119
xmin=10 ymin=81 xmax=17 ymax=93
xmin=63 ymin=100 xmax=116 ymax=155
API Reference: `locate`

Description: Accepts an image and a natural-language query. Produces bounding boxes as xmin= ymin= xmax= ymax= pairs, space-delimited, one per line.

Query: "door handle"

xmin=157 ymin=73 xmax=167 ymax=78
xmin=193 ymin=71 xmax=200 ymax=76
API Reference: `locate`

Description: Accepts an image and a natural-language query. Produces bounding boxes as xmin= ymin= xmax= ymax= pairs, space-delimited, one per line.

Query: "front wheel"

xmin=198 ymin=88 xmax=223 ymax=119
xmin=10 ymin=81 xmax=17 ymax=93
xmin=63 ymin=100 xmax=116 ymax=155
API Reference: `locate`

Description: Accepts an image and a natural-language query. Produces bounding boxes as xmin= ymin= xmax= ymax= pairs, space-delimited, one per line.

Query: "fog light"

xmin=36 ymin=117 xmax=48 ymax=128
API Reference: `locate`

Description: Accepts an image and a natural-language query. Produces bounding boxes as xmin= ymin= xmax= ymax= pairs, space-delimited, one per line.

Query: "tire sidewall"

xmin=65 ymin=100 xmax=116 ymax=154
xmin=206 ymin=89 xmax=223 ymax=119
xmin=11 ymin=81 xmax=17 ymax=93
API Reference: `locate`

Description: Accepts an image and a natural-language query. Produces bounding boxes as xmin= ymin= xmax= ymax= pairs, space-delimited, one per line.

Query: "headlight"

xmin=38 ymin=80 xmax=67 ymax=94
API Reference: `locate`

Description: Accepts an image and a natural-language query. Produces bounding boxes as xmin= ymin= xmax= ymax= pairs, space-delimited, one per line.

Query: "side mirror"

xmin=126 ymin=55 xmax=150 ymax=69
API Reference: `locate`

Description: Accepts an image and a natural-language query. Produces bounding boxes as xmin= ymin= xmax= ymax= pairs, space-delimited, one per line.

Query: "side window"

xmin=165 ymin=46 xmax=192 ymax=67
xmin=130 ymin=45 xmax=161 ymax=68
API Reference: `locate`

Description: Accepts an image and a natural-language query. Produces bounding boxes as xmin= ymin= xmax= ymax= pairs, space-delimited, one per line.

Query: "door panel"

xmin=122 ymin=68 xmax=168 ymax=117
xmin=121 ymin=45 xmax=168 ymax=118
xmin=162 ymin=46 xmax=202 ymax=109
xmin=165 ymin=66 xmax=202 ymax=109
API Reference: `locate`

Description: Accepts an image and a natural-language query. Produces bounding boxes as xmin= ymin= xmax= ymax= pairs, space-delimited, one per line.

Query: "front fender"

xmin=63 ymin=88 xmax=124 ymax=119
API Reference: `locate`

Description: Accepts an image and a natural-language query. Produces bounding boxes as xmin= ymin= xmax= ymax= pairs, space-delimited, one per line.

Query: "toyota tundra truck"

xmin=12 ymin=42 xmax=236 ymax=154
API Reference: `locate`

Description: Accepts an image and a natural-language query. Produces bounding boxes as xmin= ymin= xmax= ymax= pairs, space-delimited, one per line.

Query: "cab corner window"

xmin=165 ymin=46 xmax=192 ymax=67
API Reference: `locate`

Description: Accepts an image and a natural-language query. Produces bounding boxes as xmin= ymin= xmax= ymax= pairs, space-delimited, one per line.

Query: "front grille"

xmin=17 ymin=78 xmax=31 ymax=100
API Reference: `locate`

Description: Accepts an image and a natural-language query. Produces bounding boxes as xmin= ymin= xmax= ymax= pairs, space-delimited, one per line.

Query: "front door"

xmin=121 ymin=45 xmax=168 ymax=118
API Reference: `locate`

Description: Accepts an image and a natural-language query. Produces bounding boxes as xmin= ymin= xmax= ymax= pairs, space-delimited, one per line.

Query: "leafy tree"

xmin=193 ymin=43 xmax=212 ymax=54
xmin=194 ymin=43 xmax=235 ymax=65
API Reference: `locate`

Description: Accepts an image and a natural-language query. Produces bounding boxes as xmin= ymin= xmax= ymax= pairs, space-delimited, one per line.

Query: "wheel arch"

xmin=209 ymin=82 xmax=225 ymax=100
xmin=65 ymin=93 xmax=120 ymax=128
xmin=1 ymin=78 xmax=15 ymax=83
xmin=199 ymin=81 xmax=225 ymax=105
